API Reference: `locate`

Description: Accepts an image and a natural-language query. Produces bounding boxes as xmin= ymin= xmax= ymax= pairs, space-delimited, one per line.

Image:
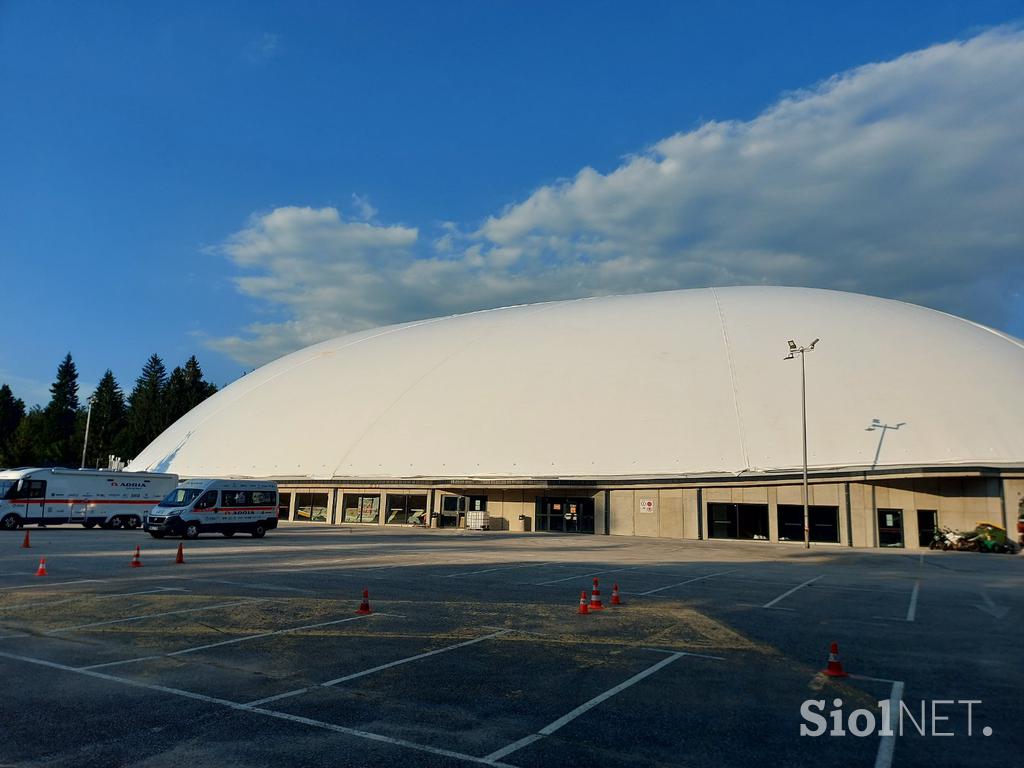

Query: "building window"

xmin=295 ymin=493 xmax=330 ymax=523
xmin=777 ymin=505 xmax=840 ymax=543
xmin=386 ymin=494 xmax=428 ymax=525
xmin=278 ymin=492 xmax=291 ymax=520
xmin=707 ymin=503 xmax=769 ymax=540
xmin=342 ymin=494 xmax=380 ymax=524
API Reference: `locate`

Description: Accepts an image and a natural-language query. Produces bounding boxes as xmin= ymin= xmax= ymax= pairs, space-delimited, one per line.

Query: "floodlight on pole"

xmin=80 ymin=395 xmax=96 ymax=470
xmin=783 ymin=339 xmax=818 ymax=548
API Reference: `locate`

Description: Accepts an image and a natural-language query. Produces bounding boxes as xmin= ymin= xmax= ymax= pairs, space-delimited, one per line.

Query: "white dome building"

xmin=131 ymin=287 xmax=1024 ymax=548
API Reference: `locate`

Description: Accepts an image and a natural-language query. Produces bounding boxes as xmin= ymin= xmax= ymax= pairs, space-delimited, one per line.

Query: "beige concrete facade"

xmin=276 ymin=467 xmax=1024 ymax=549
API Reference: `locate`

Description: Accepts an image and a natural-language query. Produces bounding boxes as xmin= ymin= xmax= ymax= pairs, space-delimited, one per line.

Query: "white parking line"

xmin=445 ymin=562 xmax=555 ymax=578
xmin=0 ymin=586 xmax=186 ymax=613
xmin=483 ymin=652 xmax=687 ymax=763
xmin=79 ymin=613 xmax=383 ymax=670
xmin=762 ymin=575 xmax=823 ymax=609
xmin=0 ymin=649 xmax=516 ymax=768
xmin=874 ymin=680 xmax=904 ymax=768
xmin=534 ymin=567 xmax=631 ymax=586
xmin=636 ymin=569 xmax=738 ymax=595
xmin=47 ymin=599 xmax=263 ymax=634
xmin=905 ymin=581 xmax=920 ymax=622
xmin=0 ymin=579 xmax=104 ymax=591
xmin=245 ymin=629 xmax=512 ymax=707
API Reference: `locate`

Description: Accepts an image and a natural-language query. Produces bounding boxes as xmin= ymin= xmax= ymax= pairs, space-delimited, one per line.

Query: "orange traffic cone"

xmin=356 ymin=588 xmax=372 ymax=615
xmin=174 ymin=543 xmax=185 ymax=564
xmin=21 ymin=530 xmax=31 ymax=548
xmin=611 ymin=583 xmax=622 ymax=606
xmin=589 ymin=577 xmax=605 ymax=610
xmin=823 ymin=642 xmax=849 ymax=678
xmin=35 ymin=557 xmax=47 ymax=577
xmin=577 ymin=590 xmax=590 ymax=615
xmin=130 ymin=545 xmax=142 ymax=568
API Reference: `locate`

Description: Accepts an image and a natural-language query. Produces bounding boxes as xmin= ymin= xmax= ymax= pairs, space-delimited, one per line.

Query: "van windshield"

xmin=158 ymin=488 xmax=204 ymax=507
xmin=0 ymin=480 xmax=19 ymax=500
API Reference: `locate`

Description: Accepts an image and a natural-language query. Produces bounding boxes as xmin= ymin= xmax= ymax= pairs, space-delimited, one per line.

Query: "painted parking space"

xmin=0 ymin=526 xmax=1021 ymax=767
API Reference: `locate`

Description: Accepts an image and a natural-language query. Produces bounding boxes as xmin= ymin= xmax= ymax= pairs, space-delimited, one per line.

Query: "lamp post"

xmin=80 ymin=395 xmax=96 ymax=470
xmin=784 ymin=338 xmax=819 ymax=549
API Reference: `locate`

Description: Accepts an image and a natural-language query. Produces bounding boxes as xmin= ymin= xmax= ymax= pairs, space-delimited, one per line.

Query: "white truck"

xmin=0 ymin=467 xmax=178 ymax=531
xmin=144 ymin=478 xmax=279 ymax=539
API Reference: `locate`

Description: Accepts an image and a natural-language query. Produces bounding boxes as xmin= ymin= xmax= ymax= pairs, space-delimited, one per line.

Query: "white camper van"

xmin=144 ymin=478 xmax=279 ymax=539
xmin=0 ymin=468 xmax=178 ymax=531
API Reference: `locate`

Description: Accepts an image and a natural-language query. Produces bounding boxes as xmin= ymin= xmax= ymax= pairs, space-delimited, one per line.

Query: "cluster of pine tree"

xmin=0 ymin=353 xmax=217 ymax=470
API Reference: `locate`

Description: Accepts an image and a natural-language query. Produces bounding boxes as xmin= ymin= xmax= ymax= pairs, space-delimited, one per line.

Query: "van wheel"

xmin=125 ymin=516 xmax=140 ymax=530
xmin=82 ymin=522 xmax=97 ymax=529
xmin=251 ymin=524 xmax=266 ymax=538
xmin=1 ymin=514 xmax=20 ymax=531
xmin=222 ymin=531 xmax=235 ymax=538
xmin=108 ymin=516 xmax=125 ymax=530
xmin=183 ymin=522 xmax=200 ymax=540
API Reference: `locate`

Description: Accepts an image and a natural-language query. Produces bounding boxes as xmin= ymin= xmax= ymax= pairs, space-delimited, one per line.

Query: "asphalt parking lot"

xmin=0 ymin=524 xmax=1021 ymax=767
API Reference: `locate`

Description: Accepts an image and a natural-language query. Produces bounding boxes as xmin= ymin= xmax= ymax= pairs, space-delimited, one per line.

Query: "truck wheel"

xmin=251 ymin=524 xmax=266 ymax=538
xmin=1 ymin=513 xmax=20 ymax=531
xmin=82 ymin=522 xmax=97 ymax=529
xmin=183 ymin=522 xmax=200 ymax=540
xmin=108 ymin=516 xmax=125 ymax=530
xmin=125 ymin=516 xmax=140 ymax=530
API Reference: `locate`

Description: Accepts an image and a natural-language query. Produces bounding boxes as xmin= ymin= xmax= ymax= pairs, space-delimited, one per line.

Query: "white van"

xmin=0 ymin=468 xmax=178 ymax=531
xmin=144 ymin=478 xmax=279 ymax=539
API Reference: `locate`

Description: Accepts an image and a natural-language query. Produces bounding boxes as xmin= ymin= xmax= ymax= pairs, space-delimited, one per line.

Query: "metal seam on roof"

xmin=711 ymin=288 xmax=751 ymax=471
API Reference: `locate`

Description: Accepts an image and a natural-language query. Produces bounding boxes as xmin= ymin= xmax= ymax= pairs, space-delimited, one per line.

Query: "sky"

xmin=2 ymin=1 xmax=1023 ymax=406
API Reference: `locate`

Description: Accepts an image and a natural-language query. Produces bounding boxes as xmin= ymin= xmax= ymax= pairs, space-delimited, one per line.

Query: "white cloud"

xmin=209 ymin=29 xmax=1024 ymax=367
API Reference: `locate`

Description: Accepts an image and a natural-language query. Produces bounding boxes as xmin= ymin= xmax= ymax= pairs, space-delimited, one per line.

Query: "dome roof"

xmin=130 ymin=287 xmax=1024 ymax=479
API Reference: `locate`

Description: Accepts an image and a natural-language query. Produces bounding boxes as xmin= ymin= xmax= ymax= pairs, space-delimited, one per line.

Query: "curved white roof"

xmin=130 ymin=287 xmax=1024 ymax=480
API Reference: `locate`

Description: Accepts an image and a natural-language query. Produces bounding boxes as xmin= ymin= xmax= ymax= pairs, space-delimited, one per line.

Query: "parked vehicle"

xmin=144 ymin=478 xmax=278 ymax=539
xmin=0 ymin=468 xmax=177 ymax=530
xmin=967 ymin=522 xmax=1018 ymax=554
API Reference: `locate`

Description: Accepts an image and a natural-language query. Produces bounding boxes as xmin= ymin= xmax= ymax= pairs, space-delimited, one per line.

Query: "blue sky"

xmin=2 ymin=1 xmax=1023 ymax=406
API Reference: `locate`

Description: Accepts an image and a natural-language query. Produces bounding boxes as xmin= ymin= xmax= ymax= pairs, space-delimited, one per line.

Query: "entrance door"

xmin=24 ymin=480 xmax=46 ymax=524
xmin=917 ymin=510 xmax=938 ymax=548
xmin=877 ymin=508 xmax=904 ymax=547
xmin=537 ymin=498 xmax=595 ymax=533
xmin=440 ymin=495 xmax=464 ymax=528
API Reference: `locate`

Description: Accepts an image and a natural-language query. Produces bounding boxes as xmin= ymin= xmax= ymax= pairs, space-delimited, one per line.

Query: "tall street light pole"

xmin=784 ymin=338 xmax=819 ymax=549
xmin=80 ymin=395 xmax=96 ymax=470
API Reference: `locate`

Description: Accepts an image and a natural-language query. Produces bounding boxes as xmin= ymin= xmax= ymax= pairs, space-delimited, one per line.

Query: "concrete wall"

xmin=277 ymin=473 xmax=1017 ymax=548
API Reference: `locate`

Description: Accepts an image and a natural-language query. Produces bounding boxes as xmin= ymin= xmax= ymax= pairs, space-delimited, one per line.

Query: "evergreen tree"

xmin=125 ymin=354 xmax=168 ymax=458
xmin=0 ymin=383 xmax=26 ymax=467
xmin=8 ymin=407 xmax=45 ymax=467
xmin=40 ymin=353 xmax=80 ymax=466
xmin=85 ymin=370 xmax=128 ymax=468
xmin=165 ymin=355 xmax=218 ymax=424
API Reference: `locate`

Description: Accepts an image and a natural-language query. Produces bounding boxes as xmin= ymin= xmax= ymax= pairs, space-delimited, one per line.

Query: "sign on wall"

xmin=639 ymin=498 xmax=656 ymax=513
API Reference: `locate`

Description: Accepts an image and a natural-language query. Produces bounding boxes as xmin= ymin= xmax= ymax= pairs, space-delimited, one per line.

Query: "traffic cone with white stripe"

xmin=589 ymin=577 xmax=605 ymax=610
xmin=822 ymin=642 xmax=848 ymax=678
xmin=356 ymin=588 xmax=372 ymax=615
xmin=21 ymin=530 xmax=31 ymax=548
xmin=130 ymin=545 xmax=142 ymax=568
xmin=577 ymin=590 xmax=589 ymax=615
xmin=611 ymin=582 xmax=622 ymax=606
xmin=174 ymin=543 xmax=185 ymax=564
xmin=35 ymin=557 xmax=47 ymax=577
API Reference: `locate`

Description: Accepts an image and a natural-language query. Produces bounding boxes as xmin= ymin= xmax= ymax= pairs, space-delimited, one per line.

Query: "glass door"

xmin=878 ymin=509 xmax=904 ymax=547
